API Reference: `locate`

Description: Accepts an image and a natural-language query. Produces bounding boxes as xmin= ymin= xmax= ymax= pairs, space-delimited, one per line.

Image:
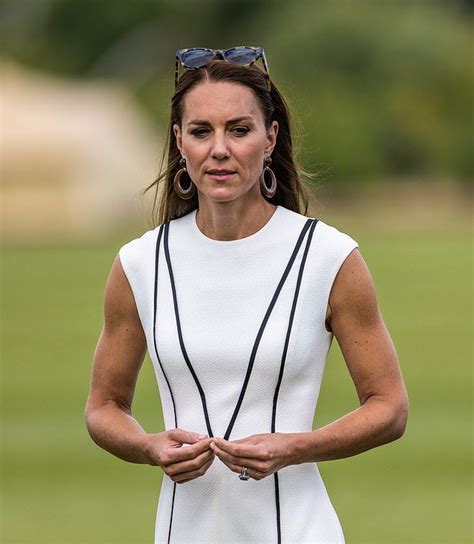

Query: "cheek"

xmin=183 ymin=147 xmax=207 ymax=173
xmin=182 ymin=142 xmax=205 ymax=160
xmin=241 ymin=142 xmax=264 ymax=169
xmin=247 ymin=153 xmax=264 ymax=177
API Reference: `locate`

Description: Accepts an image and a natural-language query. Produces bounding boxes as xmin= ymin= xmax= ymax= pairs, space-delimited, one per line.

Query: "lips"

xmin=206 ymin=170 xmax=237 ymax=181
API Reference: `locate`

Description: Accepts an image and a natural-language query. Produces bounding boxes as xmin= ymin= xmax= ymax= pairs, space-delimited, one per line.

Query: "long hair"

xmin=143 ymin=59 xmax=318 ymax=227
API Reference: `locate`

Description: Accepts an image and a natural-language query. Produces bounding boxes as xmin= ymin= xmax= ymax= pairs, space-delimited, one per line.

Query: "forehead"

xmin=182 ymin=81 xmax=263 ymax=124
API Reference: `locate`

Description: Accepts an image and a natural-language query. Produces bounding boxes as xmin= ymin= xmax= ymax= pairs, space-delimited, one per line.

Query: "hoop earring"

xmin=174 ymin=158 xmax=196 ymax=200
xmin=259 ymin=156 xmax=277 ymax=199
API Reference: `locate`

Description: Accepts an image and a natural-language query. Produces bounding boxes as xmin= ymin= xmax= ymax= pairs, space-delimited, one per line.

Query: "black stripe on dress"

xmin=163 ymin=221 xmax=214 ymax=437
xmin=223 ymin=217 xmax=315 ymax=441
xmin=272 ymin=218 xmax=318 ymax=544
xmin=153 ymin=224 xmax=178 ymax=427
xmin=152 ymin=223 xmax=177 ymax=544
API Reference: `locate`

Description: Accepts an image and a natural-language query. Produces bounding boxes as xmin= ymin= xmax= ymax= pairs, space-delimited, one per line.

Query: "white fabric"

xmin=119 ymin=204 xmax=358 ymax=544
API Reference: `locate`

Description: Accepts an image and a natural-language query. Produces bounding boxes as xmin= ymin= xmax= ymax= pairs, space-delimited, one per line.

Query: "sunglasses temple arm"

xmin=261 ymin=50 xmax=270 ymax=78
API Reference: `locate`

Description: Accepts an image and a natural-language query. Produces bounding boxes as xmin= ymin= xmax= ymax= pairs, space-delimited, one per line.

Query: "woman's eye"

xmin=190 ymin=127 xmax=250 ymax=137
xmin=233 ymin=126 xmax=250 ymax=136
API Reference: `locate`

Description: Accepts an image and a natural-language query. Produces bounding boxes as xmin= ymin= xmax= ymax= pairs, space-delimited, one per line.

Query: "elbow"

xmin=390 ymin=394 xmax=409 ymax=440
xmin=84 ymin=402 xmax=96 ymax=438
xmin=84 ymin=398 xmax=102 ymax=439
xmin=84 ymin=403 xmax=106 ymax=448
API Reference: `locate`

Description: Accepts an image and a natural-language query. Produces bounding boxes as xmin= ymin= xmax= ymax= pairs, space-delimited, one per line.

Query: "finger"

xmin=173 ymin=446 xmax=215 ymax=474
xmin=169 ymin=428 xmax=207 ymax=445
xmin=167 ymin=447 xmax=215 ymax=476
xmin=212 ymin=438 xmax=266 ymax=460
xmin=162 ymin=438 xmax=214 ymax=466
xmin=174 ymin=454 xmax=215 ymax=484
xmin=219 ymin=458 xmax=266 ymax=480
xmin=210 ymin=442 xmax=267 ymax=473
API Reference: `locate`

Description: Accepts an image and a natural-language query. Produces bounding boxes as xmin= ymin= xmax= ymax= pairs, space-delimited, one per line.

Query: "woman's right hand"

xmin=143 ymin=429 xmax=216 ymax=484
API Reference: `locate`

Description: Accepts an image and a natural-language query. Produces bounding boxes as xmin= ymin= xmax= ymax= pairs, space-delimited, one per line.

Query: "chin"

xmin=203 ymin=189 xmax=240 ymax=202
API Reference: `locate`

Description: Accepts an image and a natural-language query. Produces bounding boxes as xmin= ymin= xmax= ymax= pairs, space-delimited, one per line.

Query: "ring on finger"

xmin=239 ymin=466 xmax=250 ymax=480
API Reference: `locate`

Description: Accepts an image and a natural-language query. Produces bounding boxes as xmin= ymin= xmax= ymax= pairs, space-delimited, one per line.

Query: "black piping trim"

xmin=163 ymin=221 xmax=214 ymax=437
xmin=153 ymin=224 xmax=178 ymax=428
xmin=223 ymin=218 xmax=314 ymax=441
xmin=152 ymin=224 xmax=177 ymax=544
xmin=272 ymin=218 xmax=318 ymax=544
xmin=168 ymin=484 xmax=176 ymax=544
xmin=271 ymin=219 xmax=317 ymax=430
xmin=274 ymin=472 xmax=281 ymax=543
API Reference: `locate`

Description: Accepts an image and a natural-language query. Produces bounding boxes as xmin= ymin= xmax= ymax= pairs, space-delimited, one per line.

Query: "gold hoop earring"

xmin=259 ymin=156 xmax=277 ymax=199
xmin=174 ymin=157 xmax=196 ymax=200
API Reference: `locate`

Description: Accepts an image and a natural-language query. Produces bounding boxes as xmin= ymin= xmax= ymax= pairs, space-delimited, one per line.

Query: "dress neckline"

xmin=190 ymin=205 xmax=282 ymax=246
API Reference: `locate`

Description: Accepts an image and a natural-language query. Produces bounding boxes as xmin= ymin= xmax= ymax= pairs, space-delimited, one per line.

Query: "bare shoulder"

xmin=103 ymin=253 xmax=145 ymax=336
xmin=326 ymin=248 xmax=380 ymax=332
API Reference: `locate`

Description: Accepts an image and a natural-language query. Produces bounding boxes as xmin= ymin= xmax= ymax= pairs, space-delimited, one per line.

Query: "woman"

xmin=85 ymin=47 xmax=409 ymax=544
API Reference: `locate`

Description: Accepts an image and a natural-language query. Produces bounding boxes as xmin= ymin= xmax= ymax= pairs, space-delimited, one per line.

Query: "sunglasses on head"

xmin=175 ymin=46 xmax=271 ymax=90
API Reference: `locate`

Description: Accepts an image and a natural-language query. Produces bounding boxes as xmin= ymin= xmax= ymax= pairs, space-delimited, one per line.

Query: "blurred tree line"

xmin=1 ymin=0 xmax=472 ymax=185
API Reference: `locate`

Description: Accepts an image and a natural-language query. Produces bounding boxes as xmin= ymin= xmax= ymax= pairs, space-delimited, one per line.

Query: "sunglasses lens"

xmin=181 ymin=49 xmax=215 ymax=68
xmin=224 ymin=48 xmax=258 ymax=65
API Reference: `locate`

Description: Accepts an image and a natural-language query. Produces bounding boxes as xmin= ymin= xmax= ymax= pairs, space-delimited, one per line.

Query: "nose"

xmin=210 ymin=130 xmax=230 ymax=160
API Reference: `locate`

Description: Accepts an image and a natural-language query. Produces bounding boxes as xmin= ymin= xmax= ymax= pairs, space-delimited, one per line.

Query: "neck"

xmin=195 ymin=199 xmax=277 ymax=242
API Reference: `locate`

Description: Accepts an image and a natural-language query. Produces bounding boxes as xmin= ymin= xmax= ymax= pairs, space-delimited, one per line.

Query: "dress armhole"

xmin=325 ymin=301 xmax=333 ymax=333
xmin=324 ymin=244 xmax=359 ymax=336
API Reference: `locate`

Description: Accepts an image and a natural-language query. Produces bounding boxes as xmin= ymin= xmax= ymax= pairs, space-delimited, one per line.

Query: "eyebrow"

xmin=187 ymin=116 xmax=255 ymax=127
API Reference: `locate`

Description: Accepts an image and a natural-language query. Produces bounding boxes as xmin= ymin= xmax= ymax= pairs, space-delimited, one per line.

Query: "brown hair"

xmin=143 ymin=59 xmax=318 ymax=227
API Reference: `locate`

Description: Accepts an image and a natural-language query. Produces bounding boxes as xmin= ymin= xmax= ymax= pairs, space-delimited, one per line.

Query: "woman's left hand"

xmin=210 ymin=432 xmax=302 ymax=480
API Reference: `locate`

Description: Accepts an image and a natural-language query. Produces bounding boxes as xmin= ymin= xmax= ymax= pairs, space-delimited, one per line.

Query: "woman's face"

xmin=173 ymin=81 xmax=278 ymax=205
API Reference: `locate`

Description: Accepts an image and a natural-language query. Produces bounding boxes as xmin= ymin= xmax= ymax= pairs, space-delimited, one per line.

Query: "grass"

xmin=1 ymin=219 xmax=472 ymax=544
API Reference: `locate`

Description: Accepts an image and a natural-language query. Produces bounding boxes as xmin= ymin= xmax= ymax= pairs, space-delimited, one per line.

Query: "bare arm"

xmin=294 ymin=247 xmax=409 ymax=464
xmin=84 ymin=254 xmax=151 ymax=464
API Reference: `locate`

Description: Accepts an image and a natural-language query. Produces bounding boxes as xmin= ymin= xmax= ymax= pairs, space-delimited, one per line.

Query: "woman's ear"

xmin=173 ymin=123 xmax=183 ymax=154
xmin=264 ymin=120 xmax=279 ymax=156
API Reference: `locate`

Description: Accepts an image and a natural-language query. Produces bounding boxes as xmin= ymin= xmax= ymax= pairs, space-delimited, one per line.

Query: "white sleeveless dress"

xmin=119 ymin=205 xmax=359 ymax=544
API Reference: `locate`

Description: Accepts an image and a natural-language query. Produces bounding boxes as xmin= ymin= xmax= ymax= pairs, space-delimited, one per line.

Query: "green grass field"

xmin=2 ymin=221 xmax=472 ymax=544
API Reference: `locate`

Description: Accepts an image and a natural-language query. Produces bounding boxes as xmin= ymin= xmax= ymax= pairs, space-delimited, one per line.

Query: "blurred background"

xmin=1 ymin=0 xmax=472 ymax=543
